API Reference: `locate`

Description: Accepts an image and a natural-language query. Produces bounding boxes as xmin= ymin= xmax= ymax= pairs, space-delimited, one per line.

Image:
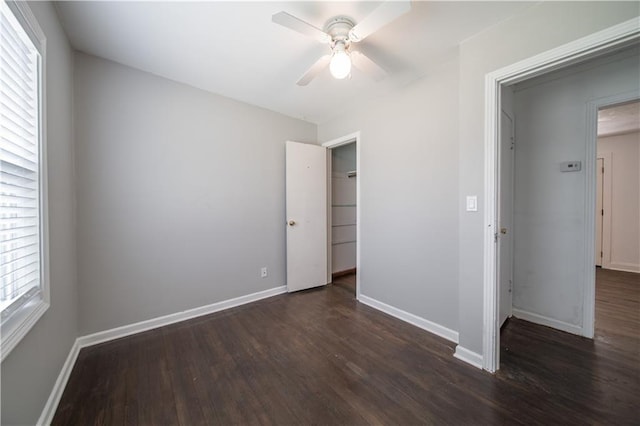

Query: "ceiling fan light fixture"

xmin=329 ymin=45 xmax=351 ymax=79
xmin=274 ymin=1 xmax=410 ymax=85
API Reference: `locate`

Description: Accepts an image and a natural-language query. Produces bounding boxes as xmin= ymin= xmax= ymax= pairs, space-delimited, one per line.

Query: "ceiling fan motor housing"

xmin=325 ymin=16 xmax=355 ymax=49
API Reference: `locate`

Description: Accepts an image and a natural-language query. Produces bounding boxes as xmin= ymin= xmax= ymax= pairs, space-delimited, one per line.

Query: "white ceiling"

xmin=598 ymin=101 xmax=640 ymax=136
xmin=55 ymin=1 xmax=535 ymax=124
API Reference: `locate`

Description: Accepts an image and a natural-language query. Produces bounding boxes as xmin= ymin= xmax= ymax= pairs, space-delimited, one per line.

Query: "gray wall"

xmin=3 ymin=7 xmax=639 ymax=423
xmin=320 ymin=1 xmax=638 ymax=356
xmin=512 ymin=52 xmax=640 ymax=329
xmin=1 ymin=2 xmax=78 ymax=424
xmin=457 ymin=2 xmax=639 ymax=354
xmin=332 ymin=143 xmax=356 ymax=173
xmin=319 ymin=57 xmax=460 ymax=332
xmin=74 ymin=53 xmax=316 ymax=335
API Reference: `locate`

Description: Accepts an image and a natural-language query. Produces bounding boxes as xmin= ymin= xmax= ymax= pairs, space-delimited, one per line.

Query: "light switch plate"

xmin=466 ymin=196 xmax=478 ymax=212
xmin=560 ymin=161 xmax=582 ymax=172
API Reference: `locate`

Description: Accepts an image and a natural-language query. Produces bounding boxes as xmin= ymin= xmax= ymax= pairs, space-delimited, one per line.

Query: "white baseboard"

xmin=358 ymin=294 xmax=459 ymax=343
xmin=512 ymin=308 xmax=583 ymax=336
xmin=78 ymin=285 xmax=287 ymax=347
xmin=607 ymin=262 xmax=640 ymax=274
xmin=453 ymin=345 xmax=483 ymax=369
xmin=38 ymin=285 xmax=286 ymax=425
xmin=37 ymin=339 xmax=81 ymax=426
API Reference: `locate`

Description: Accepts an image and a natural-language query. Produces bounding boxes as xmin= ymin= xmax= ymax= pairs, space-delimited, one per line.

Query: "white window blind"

xmin=0 ymin=0 xmax=43 ymax=328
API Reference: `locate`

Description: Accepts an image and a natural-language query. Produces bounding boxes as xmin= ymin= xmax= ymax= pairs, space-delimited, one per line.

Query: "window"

xmin=1 ymin=0 xmax=48 ymax=361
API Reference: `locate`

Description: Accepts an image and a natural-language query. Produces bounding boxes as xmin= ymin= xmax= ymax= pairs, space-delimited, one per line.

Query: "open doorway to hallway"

xmin=494 ymin=45 xmax=639 ymax=372
xmin=594 ymin=100 xmax=640 ymax=345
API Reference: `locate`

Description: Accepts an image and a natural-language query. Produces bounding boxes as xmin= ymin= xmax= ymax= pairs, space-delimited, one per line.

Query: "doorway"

xmin=500 ymin=55 xmax=638 ymax=349
xmin=285 ymin=134 xmax=360 ymax=295
xmin=596 ymin=101 xmax=640 ymax=273
xmin=483 ymin=20 xmax=639 ymax=372
xmin=595 ymin=100 xmax=640 ymax=345
xmin=322 ymin=132 xmax=361 ymax=299
xmin=329 ymin=142 xmax=357 ymax=295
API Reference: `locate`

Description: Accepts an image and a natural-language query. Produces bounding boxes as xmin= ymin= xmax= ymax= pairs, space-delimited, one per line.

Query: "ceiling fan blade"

xmin=349 ymin=0 xmax=411 ymax=42
xmin=351 ymin=51 xmax=387 ymax=82
xmin=272 ymin=11 xmax=331 ymax=43
xmin=297 ymin=55 xmax=331 ymax=86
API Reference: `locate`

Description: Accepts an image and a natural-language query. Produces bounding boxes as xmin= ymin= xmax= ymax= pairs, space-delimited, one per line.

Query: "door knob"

xmin=288 ymin=220 xmax=296 ymax=226
xmin=500 ymin=227 xmax=507 ymax=235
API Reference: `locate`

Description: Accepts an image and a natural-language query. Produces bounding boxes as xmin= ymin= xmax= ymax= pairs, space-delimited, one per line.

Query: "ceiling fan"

xmin=272 ymin=1 xmax=411 ymax=86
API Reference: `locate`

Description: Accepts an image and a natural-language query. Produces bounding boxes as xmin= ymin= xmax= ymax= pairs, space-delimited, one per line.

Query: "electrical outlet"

xmin=260 ymin=267 xmax=268 ymax=278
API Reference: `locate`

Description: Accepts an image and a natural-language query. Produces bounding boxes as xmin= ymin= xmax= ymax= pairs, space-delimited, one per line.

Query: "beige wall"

xmin=598 ymin=131 xmax=640 ymax=272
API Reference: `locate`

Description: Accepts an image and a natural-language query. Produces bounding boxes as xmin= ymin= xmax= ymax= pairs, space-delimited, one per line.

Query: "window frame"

xmin=1 ymin=0 xmax=49 ymax=362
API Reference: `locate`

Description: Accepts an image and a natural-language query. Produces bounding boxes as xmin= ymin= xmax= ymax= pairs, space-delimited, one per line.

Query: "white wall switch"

xmin=260 ymin=267 xmax=268 ymax=278
xmin=466 ymin=196 xmax=478 ymax=212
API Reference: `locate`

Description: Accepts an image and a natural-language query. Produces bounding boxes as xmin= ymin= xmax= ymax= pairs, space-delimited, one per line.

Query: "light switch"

xmin=560 ymin=161 xmax=582 ymax=172
xmin=466 ymin=196 xmax=478 ymax=212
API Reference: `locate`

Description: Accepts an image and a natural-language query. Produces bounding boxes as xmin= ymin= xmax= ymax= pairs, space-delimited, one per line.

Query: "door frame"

xmin=595 ymin=156 xmax=606 ymax=267
xmin=482 ymin=18 xmax=640 ymax=373
xmin=597 ymin=151 xmax=613 ymax=269
xmin=322 ymin=131 xmax=361 ymax=299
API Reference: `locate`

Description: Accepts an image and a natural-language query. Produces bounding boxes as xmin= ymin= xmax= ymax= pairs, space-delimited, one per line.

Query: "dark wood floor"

xmin=53 ymin=269 xmax=639 ymax=425
xmin=332 ymin=271 xmax=356 ymax=294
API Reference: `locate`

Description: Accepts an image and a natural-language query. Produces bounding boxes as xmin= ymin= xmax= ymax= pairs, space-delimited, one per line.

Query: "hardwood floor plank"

xmin=52 ymin=269 xmax=639 ymax=425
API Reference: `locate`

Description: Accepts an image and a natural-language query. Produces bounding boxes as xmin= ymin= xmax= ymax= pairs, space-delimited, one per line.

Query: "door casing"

xmin=595 ymin=157 xmax=604 ymax=267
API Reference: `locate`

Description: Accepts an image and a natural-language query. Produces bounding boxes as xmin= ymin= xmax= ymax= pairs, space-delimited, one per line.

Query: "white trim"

xmin=483 ymin=70 xmax=500 ymax=373
xmin=453 ymin=345 xmax=483 ymax=370
xmin=37 ymin=339 xmax=81 ymax=426
xmin=1 ymin=301 xmax=49 ymax=362
xmin=6 ymin=0 xmax=46 ymax=51
xmin=322 ymin=131 xmax=361 ymax=300
xmin=78 ymin=285 xmax=287 ymax=347
xmin=487 ymin=18 xmax=640 ymax=87
xmin=359 ymin=294 xmax=459 ymax=343
xmin=607 ymin=263 xmax=640 ymax=274
xmin=512 ymin=309 xmax=583 ymax=336
xmin=0 ymin=0 xmax=50 ymax=362
xmin=483 ymin=18 xmax=640 ymax=373
xmin=37 ymin=285 xmax=287 ymax=424
xmin=599 ymin=128 xmax=640 ymax=138
xmin=598 ymin=151 xmax=613 ymax=271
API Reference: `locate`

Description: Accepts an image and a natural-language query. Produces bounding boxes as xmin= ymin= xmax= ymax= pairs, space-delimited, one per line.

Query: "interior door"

xmin=286 ymin=141 xmax=328 ymax=292
xmin=498 ymin=110 xmax=514 ymax=327
xmin=595 ymin=158 xmax=604 ymax=266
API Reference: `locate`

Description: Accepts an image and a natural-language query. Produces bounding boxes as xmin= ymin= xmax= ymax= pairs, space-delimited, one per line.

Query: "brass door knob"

xmin=288 ymin=220 xmax=296 ymax=226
